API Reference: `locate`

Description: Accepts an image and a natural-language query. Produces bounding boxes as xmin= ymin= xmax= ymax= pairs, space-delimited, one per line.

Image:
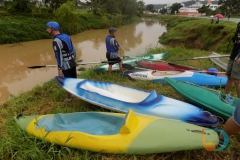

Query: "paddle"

xmin=28 ymin=61 xmax=119 ymax=69
xmin=177 ymin=55 xmax=229 ymax=61
xmin=122 ymin=64 xmax=155 ymax=70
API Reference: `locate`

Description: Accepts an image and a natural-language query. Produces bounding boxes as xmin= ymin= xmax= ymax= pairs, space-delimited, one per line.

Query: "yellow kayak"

xmin=14 ymin=110 xmax=219 ymax=154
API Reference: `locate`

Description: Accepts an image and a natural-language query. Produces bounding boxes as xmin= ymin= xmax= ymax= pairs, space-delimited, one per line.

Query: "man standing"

xmin=46 ymin=21 xmax=77 ymax=102
xmin=105 ymin=27 xmax=123 ymax=73
xmin=224 ymin=22 xmax=240 ymax=101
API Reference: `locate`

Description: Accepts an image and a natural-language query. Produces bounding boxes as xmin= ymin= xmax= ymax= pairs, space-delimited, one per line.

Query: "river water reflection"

xmin=0 ymin=18 xmax=166 ymax=103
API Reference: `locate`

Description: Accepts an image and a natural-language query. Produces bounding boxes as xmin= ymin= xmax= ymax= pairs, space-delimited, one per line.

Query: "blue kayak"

xmin=55 ymin=76 xmax=219 ymax=127
xmin=122 ymin=70 xmax=227 ymax=87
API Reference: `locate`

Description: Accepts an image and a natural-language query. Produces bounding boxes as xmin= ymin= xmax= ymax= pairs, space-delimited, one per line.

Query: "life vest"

xmin=105 ymin=35 xmax=118 ymax=53
xmin=55 ymin=34 xmax=74 ymax=61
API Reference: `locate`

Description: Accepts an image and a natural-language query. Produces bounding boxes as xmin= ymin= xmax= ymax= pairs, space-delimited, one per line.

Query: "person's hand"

xmin=58 ymin=69 xmax=63 ymax=77
xmin=118 ymin=46 xmax=122 ymax=50
xmin=237 ymin=58 xmax=240 ymax=64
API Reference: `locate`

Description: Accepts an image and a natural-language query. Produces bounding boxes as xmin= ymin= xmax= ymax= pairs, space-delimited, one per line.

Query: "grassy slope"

xmin=1 ymin=16 xmax=240 ymax=159
xmin=150 ymin=15 xmax=236 ymax=53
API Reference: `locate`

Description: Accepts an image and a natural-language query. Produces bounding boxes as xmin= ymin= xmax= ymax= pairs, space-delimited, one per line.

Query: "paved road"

xmin=194 ymin=16 xmax=240 ymax=23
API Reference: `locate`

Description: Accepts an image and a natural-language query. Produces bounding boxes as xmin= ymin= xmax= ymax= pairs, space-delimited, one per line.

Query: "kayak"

xmin=14 ymin=110 xmax=219 ymax=154
xmin=55 ymin=76 xmax=219 ymax=127
xmin=135 ymin=61 xmax=226 ymax=77
xmin=209 ymin=52 xmax=228 ymax=71
xmin=122 ymin=69 xmax=227 ymax=87
xmin=164 ymin=77 xmax=237 ymax=120
xmin=94 ymin=52 xmax=170 ymax=72
xmin=135 ymin=61 xmax=201 ymax=71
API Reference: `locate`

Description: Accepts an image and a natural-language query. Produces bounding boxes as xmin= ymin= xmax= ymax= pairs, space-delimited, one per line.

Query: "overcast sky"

xmin=143 ymin=0 xmax=184 ymax=5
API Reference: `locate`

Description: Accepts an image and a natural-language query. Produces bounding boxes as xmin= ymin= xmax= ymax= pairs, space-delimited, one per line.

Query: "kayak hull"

xmin=94 ymin=52 xmax=169 ymax=72
xmin=135 ymin=61 xmax=226 ymax=77
xmin=122 ymin=70 xmax=227 ymax=87
xmin=164 ymin=77 xmax=237 ymax=120
xmin=55 ymin=76 xmax=219 ymax=127
xmin=14 ymin=110 xmax=219 ymax=154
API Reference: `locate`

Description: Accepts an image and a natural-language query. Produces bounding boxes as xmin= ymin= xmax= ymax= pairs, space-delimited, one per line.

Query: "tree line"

xmin=0 ymin=0 xmax=145 ymax=17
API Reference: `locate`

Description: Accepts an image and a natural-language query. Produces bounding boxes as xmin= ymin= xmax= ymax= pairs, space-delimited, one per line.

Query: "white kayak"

xmin=122 ymin=69 xmax=227 ymax=87
xmin=55 ymin=76 xmax=219 ymax=127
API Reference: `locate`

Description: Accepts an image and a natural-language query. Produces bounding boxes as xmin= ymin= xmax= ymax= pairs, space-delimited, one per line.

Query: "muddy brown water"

xmin=0 ymin=19 xmax=166 ymax=103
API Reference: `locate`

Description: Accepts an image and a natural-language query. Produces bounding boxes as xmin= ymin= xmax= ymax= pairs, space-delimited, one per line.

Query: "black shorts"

xmin=106 ymin=52 xmax=122 ymax=65
xmin=62 ymin=66 xmax=77 ymax=78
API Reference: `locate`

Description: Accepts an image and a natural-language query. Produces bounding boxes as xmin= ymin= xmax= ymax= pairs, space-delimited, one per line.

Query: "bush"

xmin=54 ymin=1 xmax=79 ymax=34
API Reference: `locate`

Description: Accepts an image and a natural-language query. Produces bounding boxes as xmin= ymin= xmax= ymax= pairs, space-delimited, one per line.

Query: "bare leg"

xmin=224 ymin=77 xmax=234 ymax=94
xmin=119 ymin=61 xmax=123 ymax=72
xmin=221 ymin=117 xmax=240 ymax=138
xmin=66 ymin=91 xmax=71 ymax=99
xmin=108 ymin=64 xmax=112 ymax=73
xmin=234 ymin=79 xmax=240 ymax=98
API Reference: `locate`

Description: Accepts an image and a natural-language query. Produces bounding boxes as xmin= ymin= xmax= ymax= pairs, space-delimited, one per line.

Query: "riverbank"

xmin=0 ymin=10 xmax=140 ymax=45
xmin=146 ymin=14 xmax=236 ymax=53
xmin=1 ymin=15 xmax=240 ymax=159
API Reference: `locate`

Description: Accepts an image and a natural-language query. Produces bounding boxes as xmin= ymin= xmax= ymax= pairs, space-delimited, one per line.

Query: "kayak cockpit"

xmin=35 ymin=110 xmax=138 ymax=135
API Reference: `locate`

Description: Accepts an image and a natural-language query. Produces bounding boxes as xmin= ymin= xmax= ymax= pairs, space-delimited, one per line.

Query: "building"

xmin=179 ymin=0 xmax=220 ymax=16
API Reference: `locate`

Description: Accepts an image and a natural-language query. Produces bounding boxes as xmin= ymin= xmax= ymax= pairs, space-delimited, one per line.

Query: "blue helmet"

xmin=207 ymin=68 xmax=218 ymax=76
xmin=46 ymin=21 xmax=60 ymax=30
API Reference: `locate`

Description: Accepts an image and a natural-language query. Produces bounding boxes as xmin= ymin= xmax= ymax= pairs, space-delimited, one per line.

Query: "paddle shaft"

xmin=27 ymin=61 xmax=119 ymax=69
xmin=177 ymin=55 xmax=229 ymax=61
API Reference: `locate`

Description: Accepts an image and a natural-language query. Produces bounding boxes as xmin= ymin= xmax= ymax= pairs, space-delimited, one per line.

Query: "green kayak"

xmin=164 ymin=77 xmax=237 ymax=120
xmin=94 ymin=52 xmax=170 ymax=72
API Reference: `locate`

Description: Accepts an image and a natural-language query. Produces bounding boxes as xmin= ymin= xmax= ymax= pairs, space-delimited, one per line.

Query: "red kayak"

xmin=135 ymin=61 xmax=226 ymax=77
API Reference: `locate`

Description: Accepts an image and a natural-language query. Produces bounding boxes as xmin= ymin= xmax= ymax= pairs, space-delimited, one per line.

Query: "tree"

xmin=170 ymin=3 xmax=182 ymax=14
xmin=4 ymin=0 xmax=34 ymax=13
xmin=89 ymin=0 xmax=107 ymax=15
xmin=137 ymin=0 xmax=145 ymax=17
xmin=44 ymin=0 xmax=69 ymax=10
xmin=159 ymin=8 xmax=167 ymax=14
xmin=103 ymin=0 xmax=120 ymax=14
xmin=124 ymin=0 xmax=138 ymax=18
xmin=146 ymin=4 xmax=154 ymax=12
xmin=54 ymin=1 xmax=79 ymax=34
xmin=219 ymin=0 xmax=240 ymax=14
xmin=198 ymin=5 xmax=211 ymax=16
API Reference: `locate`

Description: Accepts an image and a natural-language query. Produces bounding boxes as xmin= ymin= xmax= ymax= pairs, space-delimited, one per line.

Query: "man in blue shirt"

xmin=46 ymin=21 xmax=77 ymax=102
xmin=105 ymin=27 xmax=123 ymax=73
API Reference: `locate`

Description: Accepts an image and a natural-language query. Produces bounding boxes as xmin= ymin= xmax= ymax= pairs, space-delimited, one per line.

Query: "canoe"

xmin=164 ymin=77 xmax=237 ymax=120
xmin=135 ymin=61 xmax=226 ymax=77
xmin=14 ymin=110 xmax=219 ymax=154
xmin=209 ymin=52 xmax=229 ymax=71
xmin=94 ymin=52 xmax=169 ymax=72
xmin=55 ymin=76 xmax=219 ymax=127
xmin=122 ymin=69 xmax=227 ymax=87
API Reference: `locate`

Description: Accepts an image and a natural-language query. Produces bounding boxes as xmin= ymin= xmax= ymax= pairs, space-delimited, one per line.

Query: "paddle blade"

xmin=122 ymin=64 xmax=135 ymax=70
xmin=27 ymin=66 xmax=47 ymax=69
xmin=27 ymin=65 xmax=57 ymax=69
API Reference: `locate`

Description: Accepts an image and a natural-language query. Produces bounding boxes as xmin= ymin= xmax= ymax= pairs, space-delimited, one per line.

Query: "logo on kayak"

xmin=201 ymin=128 xmax=229 ymax=151
xmin=131 ymin=73 xmax=147 ymax=78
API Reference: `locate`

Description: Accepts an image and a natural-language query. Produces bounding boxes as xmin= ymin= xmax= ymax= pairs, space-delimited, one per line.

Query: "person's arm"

xmin=73 ymin=45 xmax=76 ymax=60
xmin=113 ymin=39 xmax=121 ymax=50
xmin=53 ymin=39 xmax=63 ymax=76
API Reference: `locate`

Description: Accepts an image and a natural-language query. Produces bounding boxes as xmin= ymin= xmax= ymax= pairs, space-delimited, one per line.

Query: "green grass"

xmin=1 ymin=46 xmax=240 ymax=159
xmin=145 ymin=14 xmax=237 ymax=53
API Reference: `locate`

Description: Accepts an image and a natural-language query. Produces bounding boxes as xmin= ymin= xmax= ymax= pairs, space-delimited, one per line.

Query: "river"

xmin=0 ymin=18 xmax=167 ymax=103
